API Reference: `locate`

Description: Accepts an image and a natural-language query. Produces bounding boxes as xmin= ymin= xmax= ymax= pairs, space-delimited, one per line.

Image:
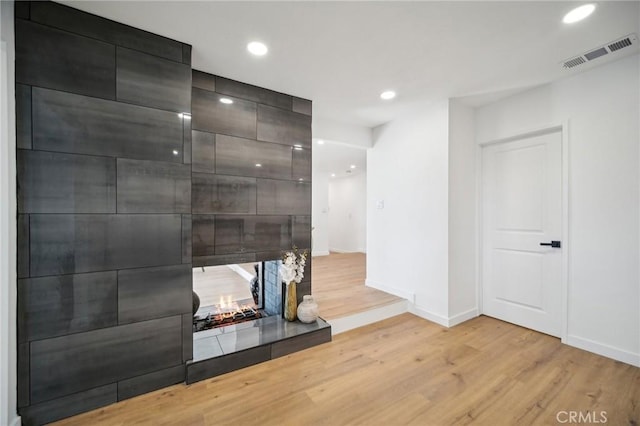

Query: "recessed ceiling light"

xmin=247 ymin=41 xmax=268 ymax=56
xmin=255 ymin=163 xmax=262 ymax=167
xmin=380 ymin=91 xmax=396 ymax=100
xmin=219 ymin=98 xmax=233 ymax=104
xmin=172 ymin=150 xmax=179 ymax=156
xmin=331 ymin=173 xmax=336 ymax=177
xmin=317 ymin=140 xmax=325 ymax=145
xmin=350 ymin=164 xmax=356 ymax=169
xmin=563 ymin=4 xmax=596 ymax=24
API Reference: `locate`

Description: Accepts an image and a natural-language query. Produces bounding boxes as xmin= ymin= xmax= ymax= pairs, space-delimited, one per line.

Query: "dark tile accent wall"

xmin=30 ymin=315 xmax=182 ymax=404
xmin=116 ymin=47 xmax=191 ymax=112
xmin=257 ymin=104 xmax=312 ymax=148
xmin=192 ymin=130 xmax=215 ymax=173
xmin=216 ymin=134 xmax=293 ymax=180
xmin=17 ymin=215 xmax=29 ymax=279
xmin=19 ymin=384 xmax=117 ymax=426
xmin=32 ymin=87 xmax=183 ymax=163
xmin=18 ymin=150 xmax=116 ymax=214
xmin=116 ymin=159 xmax=191 ymax=213
xmin=256 ymin=179 xmax=311 ymax=215
xmin=192 ymin=174 xmax=257 ymax=214
xmin=190 ymin=69 xmax=313 ymax=321
xmin=15 ymin=84 xmax=31 ymax=149
xmin=16 ymin=2 xmax=193 ymax=423
xmin=18 ymin=271 xmax=118 ymax=342
xmin=16 ymin=19 xmax=115 ymax=99
xmin=29 ymin=1 xmax=188 ymax=64
xmin=192 ymin=88 xmax=257 ymax=139
xmin=216 ymin=76 xmax=292 ymax=110
xmin=29 ymin=214 xmax=183 ymax=276
xmin=118 ymin=264 xmax=192 ymax=324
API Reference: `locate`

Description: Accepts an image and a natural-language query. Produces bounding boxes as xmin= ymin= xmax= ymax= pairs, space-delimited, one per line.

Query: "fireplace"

xmin=193 ymin=260 xmax=282 ymax=332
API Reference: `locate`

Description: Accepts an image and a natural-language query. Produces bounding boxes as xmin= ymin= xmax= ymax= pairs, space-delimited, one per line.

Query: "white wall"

xmin=313 ymin=116 xmax=372 ymax=148
xmin=1 ymin=1 xmax=19 ymax=424
xmin=448 ymin=100 xmax=477 ymax=321
xmin=328 ymin=173 xmax=366 ymax=253
xmin=476 ymin=54 xmax=640 ymax=366
xmin=311 ymin=168 xmax=330 ymax=256
xmin=367 ymin=101 xmax=450 ymax=319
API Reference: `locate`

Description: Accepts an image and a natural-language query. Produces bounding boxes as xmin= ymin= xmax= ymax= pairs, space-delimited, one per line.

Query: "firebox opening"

xmin=192 ymin=262 xmax=264 ymax=332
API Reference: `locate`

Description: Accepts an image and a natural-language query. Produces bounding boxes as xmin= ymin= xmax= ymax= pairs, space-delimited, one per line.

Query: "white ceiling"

xmin=62 ymin=1 xmax=639 ymax=129
xmin=313 ymin=141 xmax=367 ymax=179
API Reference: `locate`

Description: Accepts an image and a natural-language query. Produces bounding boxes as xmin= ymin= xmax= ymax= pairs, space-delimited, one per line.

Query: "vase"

xmin=192 ymin=291 xmax=201 ymax=316
xmin=284 ymin=281 xmax=297 ymax=321
xmin=297 ymin=295 xmax=319 ymax=323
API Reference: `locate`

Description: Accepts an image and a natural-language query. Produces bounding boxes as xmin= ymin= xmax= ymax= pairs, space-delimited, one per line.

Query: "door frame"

xmin=476 ymin=122 xmax=570 ymax=342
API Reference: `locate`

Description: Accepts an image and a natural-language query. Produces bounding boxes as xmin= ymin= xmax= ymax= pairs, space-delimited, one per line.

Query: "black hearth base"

xmin=186 ymin=316 xmax=331 ymax=384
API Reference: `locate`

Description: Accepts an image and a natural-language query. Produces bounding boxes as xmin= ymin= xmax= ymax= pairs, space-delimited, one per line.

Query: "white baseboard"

xmin=408 ymin=305 xmax=479 ymax=328
xmin=448 ymin=308 xmax=479 ymax=327
xmin=328 ymin=247 xmax=349 ymax=253
xmin=328 ymin=300 xmax=408 ymax=335
xmin=408 ymin=304 xmax=450 ymax=327
xmin=311 ymin=250 xmax=330 ymax=257
xmin=365 ymin=279 xmax=415 ymax=303
xmin=566 ymin=335 xmax=640 ymax=367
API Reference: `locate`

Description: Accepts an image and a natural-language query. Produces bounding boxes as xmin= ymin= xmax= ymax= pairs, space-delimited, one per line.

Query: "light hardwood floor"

xmin=54 ymin=313 xmax=639 ymax=426
xmin=312 ymin=252 xmax=402 ymax=320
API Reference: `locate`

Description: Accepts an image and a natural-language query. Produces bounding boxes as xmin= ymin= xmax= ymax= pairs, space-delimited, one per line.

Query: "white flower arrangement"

xmin=279 ymin=247 xmax=308 ymax=284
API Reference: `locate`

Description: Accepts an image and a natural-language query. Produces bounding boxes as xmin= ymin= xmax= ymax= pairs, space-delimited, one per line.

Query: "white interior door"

xmin=482 ymin=131 xmax=562 ymax=337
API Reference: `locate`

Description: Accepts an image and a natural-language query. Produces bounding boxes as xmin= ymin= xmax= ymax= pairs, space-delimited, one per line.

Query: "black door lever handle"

xmin=540 ymin=241 xmax=561 ymax=248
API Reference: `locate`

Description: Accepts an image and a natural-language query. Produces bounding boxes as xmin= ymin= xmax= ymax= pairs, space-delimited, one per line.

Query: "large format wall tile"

xmin=32 ymin=87 xmax=183 ymax=163
xmin=117 ymin=159 xmax=191 ymax=214
xmin=30 ymin=315 xmax=182 ymax=403
xmin=16 ymin=19 xmax=115 ymax=100
xmin=216 ymin=134 xmax=292 ymax=180
xmin=257 ymin=104 xmax=312 ymax=147
xmin=192 ymin=215 xmax=215 ymax=257
xmin=292 ymin=147 xmax=311 ymax=181
xmin=192 ymin=70 xmax=215 ymax=92
xmin=256 ymin=179 xmax=311 ymax=215
xmin=30 ymin=214 xmax=182 ymax=276
xmin=292 ymin=216 xmax=312 ymax=249
xmin=182 ymin=313 xmax=193 ymax=362
xmin=17 ymin=215 xmax=29 ymax=278
xmin=192 ymin=131 xmax=215 ymax=173
xmin=182 ymin=214 xmax=192 ymax=264
xmin=30 ymin=1 xmax=185 ymax=63
xmin=192 ymin=174 xmax=257 ymax=214
xmin=192 ymin=87 xmax=257 ymax=139
xmin=19 ymin=383 xmax=117 ymax=426
xmin=118 ymin=264 xmax=192 ymax=324
xmin=116 ymin=47 xmax=191 ymax=113
xmin=16 ymin=84 xmax=32 ymax=149
xmin=215 ymin=76 xmax=292 ymax=110
xmin=292 ymin=97 xmax=312 ymax=116
xmin=18 ymin=150 xmax=116 ymax=214
xmin=214 ymin=215 xmax=291 ymax=254
xmin=18 ymin=271 xmax=117 ymax=342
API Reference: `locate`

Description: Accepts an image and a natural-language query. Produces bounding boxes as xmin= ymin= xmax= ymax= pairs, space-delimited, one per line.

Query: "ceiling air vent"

xmin=562 ymin=33 xmax=638 ymax=70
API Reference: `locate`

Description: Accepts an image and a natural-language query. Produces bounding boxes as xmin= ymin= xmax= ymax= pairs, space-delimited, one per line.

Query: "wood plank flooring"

xmin=193 ymin=264 xmax=255 ymax=308
xmin=312 ymin=252 xmax=402 ymax=320
xmin=54 ymin=313 xmax=639 ymax=426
